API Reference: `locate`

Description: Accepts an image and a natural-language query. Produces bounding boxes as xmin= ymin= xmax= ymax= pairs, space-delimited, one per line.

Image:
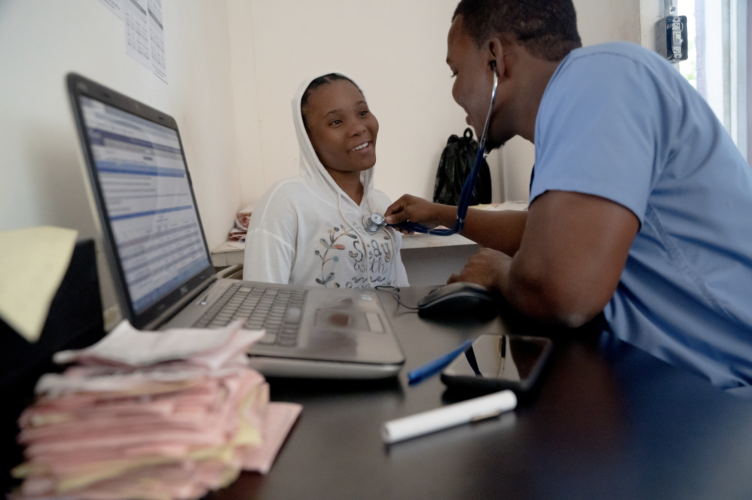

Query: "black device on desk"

xmin=417 ymin=282 xmax=497 ymax=318
xmin=441 ymin=334 xmax=553 ymax=393
xmin=0 ymin=240 xmax=105 ymax=493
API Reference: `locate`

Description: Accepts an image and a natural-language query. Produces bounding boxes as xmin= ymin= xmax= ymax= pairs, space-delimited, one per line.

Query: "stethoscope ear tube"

xmin=389 ymin=65 xmax=497 ymax=237
xmin=389 ymin=147 xmax=485 ymax=236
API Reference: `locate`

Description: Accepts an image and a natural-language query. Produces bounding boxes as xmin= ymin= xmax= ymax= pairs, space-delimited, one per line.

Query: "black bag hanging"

xmin=433 ymin=128 xmax=492 ymax=206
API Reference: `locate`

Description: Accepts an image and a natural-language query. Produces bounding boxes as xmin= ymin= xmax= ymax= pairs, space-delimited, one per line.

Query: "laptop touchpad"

xmin=316 ymin=309 xmax=370 ymax=331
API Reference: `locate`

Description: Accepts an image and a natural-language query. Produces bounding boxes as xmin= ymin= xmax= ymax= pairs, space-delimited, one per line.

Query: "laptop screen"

xmin=79 ymin=96 xmax=211 ymax=314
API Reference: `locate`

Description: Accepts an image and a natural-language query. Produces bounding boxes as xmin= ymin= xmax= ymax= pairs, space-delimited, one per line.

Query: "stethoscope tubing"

xmin=391 ymin=146 xmax=486 ymax=236
xmin=389 ymin=64 xmax=498 ymax=237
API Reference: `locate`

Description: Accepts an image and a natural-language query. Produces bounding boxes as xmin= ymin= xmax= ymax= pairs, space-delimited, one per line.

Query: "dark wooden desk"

xmin=210 ymin=287 xmax=752 ymax=500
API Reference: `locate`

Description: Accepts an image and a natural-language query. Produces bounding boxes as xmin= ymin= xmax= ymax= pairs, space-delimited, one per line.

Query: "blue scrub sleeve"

xmin=531 ymin=51 xmax=673 ymax=225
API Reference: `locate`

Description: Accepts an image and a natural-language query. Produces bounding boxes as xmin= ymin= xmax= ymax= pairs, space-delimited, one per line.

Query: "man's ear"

xmin=487 ymin=37 xmax=504 ymax=78
xmin=488 ymin=35 xmax=515 ymax=80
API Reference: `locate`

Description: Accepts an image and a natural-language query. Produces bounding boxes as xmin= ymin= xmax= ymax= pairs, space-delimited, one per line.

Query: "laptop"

xmin=66 ymin=73 xmax=404 ymax=379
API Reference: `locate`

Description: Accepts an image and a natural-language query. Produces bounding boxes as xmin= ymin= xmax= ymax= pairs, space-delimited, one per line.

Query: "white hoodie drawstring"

xmin=338 ymin=194 xmax=373 ymax=287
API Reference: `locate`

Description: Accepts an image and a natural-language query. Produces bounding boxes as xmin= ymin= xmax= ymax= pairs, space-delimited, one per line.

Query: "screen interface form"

xmin=80 ymin=96 xmax=210 ymax=313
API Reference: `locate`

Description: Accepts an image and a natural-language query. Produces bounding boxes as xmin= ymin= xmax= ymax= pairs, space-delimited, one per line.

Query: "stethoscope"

xmin=362 ymin=62 xmax=499 ymax=236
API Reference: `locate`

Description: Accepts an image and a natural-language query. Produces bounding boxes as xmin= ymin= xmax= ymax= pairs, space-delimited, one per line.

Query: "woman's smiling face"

xmin=303 ymin=79 xmax=379 ymax=174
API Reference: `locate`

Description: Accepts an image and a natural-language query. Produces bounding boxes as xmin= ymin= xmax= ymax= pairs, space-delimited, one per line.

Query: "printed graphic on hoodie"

xmin=314 ymin=224 xmax=395 ymax=289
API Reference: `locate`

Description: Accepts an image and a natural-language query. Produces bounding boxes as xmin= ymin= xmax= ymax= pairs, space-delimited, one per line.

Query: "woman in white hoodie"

xmin=243 ymin=72 xmax=409 ymax=289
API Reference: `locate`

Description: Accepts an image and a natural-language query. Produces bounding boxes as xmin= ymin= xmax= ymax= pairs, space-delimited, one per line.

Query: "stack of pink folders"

xmin=11 ymin=321 xmax=302 ymax=500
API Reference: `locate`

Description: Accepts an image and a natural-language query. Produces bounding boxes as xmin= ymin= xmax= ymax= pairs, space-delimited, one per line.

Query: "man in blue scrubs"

xmin=385 ymin=0 xmax=752 ymax=393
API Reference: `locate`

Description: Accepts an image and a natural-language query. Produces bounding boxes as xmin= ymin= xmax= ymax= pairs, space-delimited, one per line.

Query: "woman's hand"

xmin=384 ymin=195 xmax=456 ymax=229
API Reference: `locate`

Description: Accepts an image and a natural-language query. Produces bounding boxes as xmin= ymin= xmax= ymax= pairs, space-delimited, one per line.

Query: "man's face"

xmin=447 ymin=15 xmax=511 ymax=149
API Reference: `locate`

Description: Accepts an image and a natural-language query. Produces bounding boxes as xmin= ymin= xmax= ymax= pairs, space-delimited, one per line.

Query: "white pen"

xmin=381 ymin=390 xmax=517 ymax=444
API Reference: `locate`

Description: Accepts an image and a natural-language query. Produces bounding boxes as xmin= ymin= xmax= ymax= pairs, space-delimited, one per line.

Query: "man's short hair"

xmin=453 ymin=0 xmax=582 ymax=62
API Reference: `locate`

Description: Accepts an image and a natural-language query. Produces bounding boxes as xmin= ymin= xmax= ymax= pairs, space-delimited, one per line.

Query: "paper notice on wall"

xmin=125 ymin=0 xmax=151 ymax=69
xmin=0 ymin=227 xmax=78 ymax=343
xmin=99 ymin=0 xmax=124 ymax=20
xmin=124 ymin=0 xmax=168 ymax=83
xmin=148 ymin=0 xmax=167 ymax=82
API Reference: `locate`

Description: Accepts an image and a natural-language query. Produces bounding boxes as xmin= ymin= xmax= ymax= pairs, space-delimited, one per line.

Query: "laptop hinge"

xmin=143 ymin=276 xmax=217 ymax=331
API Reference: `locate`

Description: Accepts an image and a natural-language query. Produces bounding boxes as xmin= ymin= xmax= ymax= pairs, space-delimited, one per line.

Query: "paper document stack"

xmin=11 ymin=321 xmax=301 ymax=500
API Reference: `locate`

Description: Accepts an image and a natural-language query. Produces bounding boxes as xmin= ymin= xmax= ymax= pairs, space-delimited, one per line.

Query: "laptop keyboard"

xmin=193 ymin=284 xmax=306 ymax=346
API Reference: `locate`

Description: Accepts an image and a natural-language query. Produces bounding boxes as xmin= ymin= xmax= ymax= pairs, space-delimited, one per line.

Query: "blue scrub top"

xmin=530 ymin=42 xmax=752 ymax=390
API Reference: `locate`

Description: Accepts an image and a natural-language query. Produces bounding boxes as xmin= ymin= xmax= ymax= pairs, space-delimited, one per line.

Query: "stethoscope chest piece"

xmin=362 ymin=213 xmax=386 ymax=234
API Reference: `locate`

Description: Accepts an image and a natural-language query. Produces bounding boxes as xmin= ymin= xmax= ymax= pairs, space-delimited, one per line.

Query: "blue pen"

xmin=408 ymin=339 xmax=475 ymax=385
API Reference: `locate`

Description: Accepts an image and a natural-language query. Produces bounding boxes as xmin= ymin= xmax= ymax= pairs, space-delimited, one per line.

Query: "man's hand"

xmin=384 ymin=195 xmax=455 ymax=228
xmin=384 ymin=195 xmax=528 ymax=255
xmin=448 ymin=248 xmax=511 ymax=290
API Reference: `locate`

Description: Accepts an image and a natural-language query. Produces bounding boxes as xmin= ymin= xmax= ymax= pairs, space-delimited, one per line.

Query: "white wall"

xmin=640 ymin=0 xmax=663 ymax=50
xmin=227 ymin=0 xmax=473 ymax=207
xmin=226 ymin=0 xmax=642 ymax=207
xmin=501 ymin=0 xmax=642 ymax=202
xmin=0 ymin=0 xmax=242 ymax=308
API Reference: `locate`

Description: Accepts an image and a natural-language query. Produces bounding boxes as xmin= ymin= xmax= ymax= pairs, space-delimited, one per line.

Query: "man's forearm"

xmin=458 ymin=209 xmax=527 ymax=256
xmin=499 ymin=255 xmax=595 ymax=328
xmin=386 ymin=196 xmax=527 ymax=255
